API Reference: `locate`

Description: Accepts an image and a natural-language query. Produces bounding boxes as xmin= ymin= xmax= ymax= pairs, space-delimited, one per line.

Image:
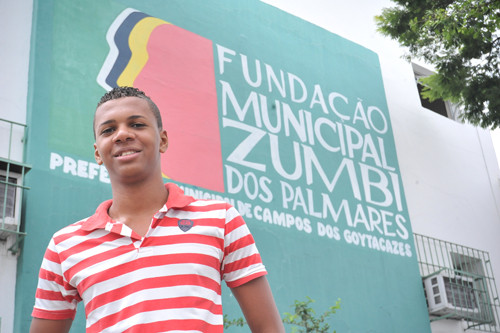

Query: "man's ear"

xmin=94 ymin=143 xmax=103 ymax=165
xmin=159 ymin=130 xmax=168 ymax=153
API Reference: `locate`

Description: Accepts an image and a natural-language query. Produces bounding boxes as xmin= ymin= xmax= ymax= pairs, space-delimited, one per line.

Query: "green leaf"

xmin=376 ymin=0 xmax=500 ymax=128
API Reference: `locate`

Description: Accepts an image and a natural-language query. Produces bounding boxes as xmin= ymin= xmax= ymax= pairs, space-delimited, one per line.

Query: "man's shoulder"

xmin=56 ymin=214 xmax=93 ymax=232
xmin=52 ymin=199 xmax=112 ymax=239
xmin=166 ymin=183 xmax=233 ymax=211
xmin=51 ymin=216 xmax=92 ymax=240
xmin=188 ymin=197 xmax=230 ymax=205
xmin=184 ymin=197 xmax=233 ymax=211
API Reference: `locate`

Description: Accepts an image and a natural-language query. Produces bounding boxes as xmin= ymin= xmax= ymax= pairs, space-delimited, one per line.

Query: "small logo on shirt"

xmin=178 ymin=219 xmax=194 ymax=232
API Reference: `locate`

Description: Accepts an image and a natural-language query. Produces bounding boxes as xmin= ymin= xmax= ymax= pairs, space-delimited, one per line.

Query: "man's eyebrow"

xmin=127 ymin=115 xmax=146 ymax=121
xmin=97 ymin=115 xmax=146 ymax=128
xmin=97 ymin=119 xmax=115 ymax=128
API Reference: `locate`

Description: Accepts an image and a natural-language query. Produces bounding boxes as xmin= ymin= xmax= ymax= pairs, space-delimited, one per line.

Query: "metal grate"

xmin=414 ymin=233 xmax=500 ymax=331
xmin=0 ymin=118 xmax=30 ymax=253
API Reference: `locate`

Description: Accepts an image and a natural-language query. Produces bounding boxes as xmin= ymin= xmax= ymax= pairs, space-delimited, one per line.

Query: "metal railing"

xmin=414 ymin=233 xmax=500 ymax=331
xmin=0 ymin=118 xmax=30 ymax=253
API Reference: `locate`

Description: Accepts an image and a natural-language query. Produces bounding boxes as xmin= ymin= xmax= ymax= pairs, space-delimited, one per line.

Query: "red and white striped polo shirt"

xmin=32 ymin=183 xmax=267 ymax=332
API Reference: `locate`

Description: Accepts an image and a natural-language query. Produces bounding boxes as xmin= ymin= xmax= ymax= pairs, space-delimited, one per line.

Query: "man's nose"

xmin=113 ymin=126 xmax=134 ymax=142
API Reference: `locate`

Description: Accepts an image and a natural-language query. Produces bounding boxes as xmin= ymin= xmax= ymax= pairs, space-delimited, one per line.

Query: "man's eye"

xmin=131 ymin=123 xmax=146 ymax=128
xmin=100 ymin=127 xmax=114 ymax=135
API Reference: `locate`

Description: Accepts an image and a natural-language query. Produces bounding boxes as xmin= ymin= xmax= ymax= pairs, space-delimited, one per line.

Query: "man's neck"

xmin=108 ymin=176 xmax=169 ymax=227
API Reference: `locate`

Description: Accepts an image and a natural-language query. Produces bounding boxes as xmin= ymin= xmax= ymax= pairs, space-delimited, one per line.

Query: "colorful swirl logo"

xmin=97 ymin=8 xmax=224 ymax=193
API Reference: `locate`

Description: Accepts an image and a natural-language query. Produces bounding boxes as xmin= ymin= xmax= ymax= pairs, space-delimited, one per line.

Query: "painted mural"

xmin=16 ymin=1 xmax=431 ymax=332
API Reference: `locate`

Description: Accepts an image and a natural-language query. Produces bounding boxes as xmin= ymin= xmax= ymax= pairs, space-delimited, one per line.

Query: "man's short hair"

xmin=94 ymin=86 xmax=163 ymax=138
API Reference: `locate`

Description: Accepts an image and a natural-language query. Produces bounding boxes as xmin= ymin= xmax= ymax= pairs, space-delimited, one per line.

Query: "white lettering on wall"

xmin=49 ymin=152 xmax=110 ymax=183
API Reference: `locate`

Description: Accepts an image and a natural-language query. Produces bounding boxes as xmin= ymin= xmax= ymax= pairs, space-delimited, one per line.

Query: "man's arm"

xmin=29 ymin=318 xmax=73 ymax=333
xmin=231 ymin=276 xmax=285 ymax=333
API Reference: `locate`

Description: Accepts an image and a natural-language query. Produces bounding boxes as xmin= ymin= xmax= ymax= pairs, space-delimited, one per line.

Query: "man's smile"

xmin=114 ymin=149 xmax=141 ymax=158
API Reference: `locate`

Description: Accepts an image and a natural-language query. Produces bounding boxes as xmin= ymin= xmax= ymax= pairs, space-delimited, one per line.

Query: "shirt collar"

xmin=80 ymin=200 xmax=113 ymax=231
xmin=81 ymin=183 xmax=195 ymax=232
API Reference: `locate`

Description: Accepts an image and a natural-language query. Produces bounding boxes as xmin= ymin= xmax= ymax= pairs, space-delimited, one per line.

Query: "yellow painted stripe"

xmin=117 ymin=17 xmax=169 ymax=86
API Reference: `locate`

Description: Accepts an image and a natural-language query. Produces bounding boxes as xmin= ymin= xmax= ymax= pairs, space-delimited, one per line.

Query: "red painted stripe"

xmin=135 ymin=24 xmax=223 ymax=192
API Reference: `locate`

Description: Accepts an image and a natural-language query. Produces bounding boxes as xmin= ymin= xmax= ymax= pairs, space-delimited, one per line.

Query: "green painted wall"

xmin=15 ymin=0 xmax=431 ymax=332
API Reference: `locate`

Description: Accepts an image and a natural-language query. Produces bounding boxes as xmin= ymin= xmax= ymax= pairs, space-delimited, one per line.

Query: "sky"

xmin=260 ymin=0 xmax=500 ymax=167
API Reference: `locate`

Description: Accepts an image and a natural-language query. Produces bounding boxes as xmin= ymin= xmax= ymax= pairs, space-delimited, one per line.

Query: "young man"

xmin=30 ymin=87 xmax=284 ymax=332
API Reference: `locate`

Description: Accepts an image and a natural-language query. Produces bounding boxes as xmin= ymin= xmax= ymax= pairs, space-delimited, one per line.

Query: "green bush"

xmin=283 ymin=297 xmax=341 ymax=333
xmin=224 ymin=297 xmax=341 ymax=332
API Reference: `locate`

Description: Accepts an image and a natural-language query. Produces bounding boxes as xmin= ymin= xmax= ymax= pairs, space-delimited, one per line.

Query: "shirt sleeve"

xmin=221 ymin=204 xmax=267 ymax=288
xmin=32 ymin=237 xmax=81 ymax=320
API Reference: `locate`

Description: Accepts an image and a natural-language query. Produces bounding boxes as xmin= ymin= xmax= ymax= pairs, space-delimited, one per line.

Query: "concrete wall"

xmin=0 ymin=1 xmax=33 ymax=332
xmin=0 ymin=0 xmax=32 ymax=124
xmin=2 ymin=0 xmax=500 ymax=332
xmin=262 ymin=1 xmax=500 ymax=332
xmin=0 ymin=238 xmax=21 ymax=333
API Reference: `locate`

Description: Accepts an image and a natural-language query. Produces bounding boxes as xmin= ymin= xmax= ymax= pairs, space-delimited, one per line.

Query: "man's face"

xmin=93 ymin=96 xmax=168 ymax=184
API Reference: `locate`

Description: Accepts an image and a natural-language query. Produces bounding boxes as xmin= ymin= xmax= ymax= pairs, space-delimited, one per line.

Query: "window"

xmin=415 ymin=233 xmax=500 ymax=331
xmin=416 ymin=82 xmax=449 ymax=118
xmin=0 ymin=170 xmax=22 ymax=240
xmin=412 ymin=63 xmax=463 ymax=121
xmin=0 ymin=118 xmax=30 ymax=252
xmin=1 ymin=175 xmax=18 ymax=219
xmin=451 ymin=252 xmax=497 ymax=325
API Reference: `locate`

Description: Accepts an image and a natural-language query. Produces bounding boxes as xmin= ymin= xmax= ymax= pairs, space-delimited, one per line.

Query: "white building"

xmin=262 ymin=1 xmax=500 ymax=332
xmin=1 ymin=1 xmax=499 ymax=332
xmin=0 ymin=1 xmax=33 ymax=332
